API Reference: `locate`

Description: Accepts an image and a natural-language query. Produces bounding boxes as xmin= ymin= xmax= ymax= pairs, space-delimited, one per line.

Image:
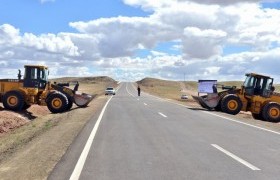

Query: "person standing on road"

xmin=137 ymin=86 xmax=141 ymax=96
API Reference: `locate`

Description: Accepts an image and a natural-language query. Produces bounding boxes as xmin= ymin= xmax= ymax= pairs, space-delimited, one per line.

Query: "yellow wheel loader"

xmin=192 ymin=73 xmax=280 ymax=122
xmin=0 ymin=65 xmax=93 ymax=113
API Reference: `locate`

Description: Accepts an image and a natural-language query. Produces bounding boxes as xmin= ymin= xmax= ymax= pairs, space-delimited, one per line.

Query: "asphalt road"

xmin=49 ymin=82 xmax=280 ymax=180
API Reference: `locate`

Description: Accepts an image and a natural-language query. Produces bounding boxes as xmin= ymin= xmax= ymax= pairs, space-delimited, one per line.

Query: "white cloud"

xmin=40 ymin=0 xmax=55 ymax=4
xmin=1 ymin=0 xmax=280 ymax=83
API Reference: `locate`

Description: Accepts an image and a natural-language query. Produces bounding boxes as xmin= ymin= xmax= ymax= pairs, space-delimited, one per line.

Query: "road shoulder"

xmin=0 ymin=97 xmax=107 ymax=180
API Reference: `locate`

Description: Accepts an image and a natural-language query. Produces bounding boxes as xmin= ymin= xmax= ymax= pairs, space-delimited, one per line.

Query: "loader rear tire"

xmin=46 ymin=92 xmax=68 ymax=113
xmin=262 ymin=102 xmax=280 ymax=122
xmin=3 ymin=91 xmax=25 ymax=111
xmin=221 ymin=94 xmax=242 ymax=115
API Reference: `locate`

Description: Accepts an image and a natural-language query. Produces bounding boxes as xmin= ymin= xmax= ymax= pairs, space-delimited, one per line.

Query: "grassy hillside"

xmin=137 ymin=78 xmax=182 ymax=100
xmin=51 ymin=76 xmax=116 ymax=84
xmin=51 ymin=76 xmax=118 ymax=96
xmin=275 ymin=84 xmax=280 ymax=92
xmin=137 ymin=77 xmax=280 ymax=101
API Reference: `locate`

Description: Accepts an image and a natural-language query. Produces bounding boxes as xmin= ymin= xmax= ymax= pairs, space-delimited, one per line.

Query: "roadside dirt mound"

xmin=52 ymin=76 xmax=117 ymax=84
xmin=0 ymin=110 xmax=28 ymax=134
xmin=138 ymin=77 xmax=179 ymax=87
xmin=0 ymin=104 xmax=49 ymax=135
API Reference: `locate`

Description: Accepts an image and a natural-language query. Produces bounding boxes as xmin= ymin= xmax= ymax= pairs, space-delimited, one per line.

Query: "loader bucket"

xmin=192 ymin=93 xmax=220 ymax=110
xmin=73 ymin=92 xmax=94 ymax=107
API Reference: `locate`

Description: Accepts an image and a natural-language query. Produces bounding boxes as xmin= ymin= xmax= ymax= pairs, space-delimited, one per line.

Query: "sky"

xmin=0 ymin=0 xmax=280 ymax=82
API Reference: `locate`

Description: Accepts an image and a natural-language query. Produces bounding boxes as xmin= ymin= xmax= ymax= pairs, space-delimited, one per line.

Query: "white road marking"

xmin=137 ymin=98 xmax=139 ymax=101
xmin=129 ymin=83 xmax=280 ymax=136
xmin=126 ymin=83 xmax=135 ymax=97
xmin=115 ymin=83 xmax=123 ymax=91
xmin=211 ymin=144 xmax=261 ymax=171
xmin=69 ymin=96 xmax=113 ymax=180
xmin=204 ymin=111 xmax=280 ymax=136
xmin=142 ymin=91 xmax=280 ymax=136
xmin=158 ymin=112 xmax=167 ymax=118
xmin=144 ymin=103 xmax=147 ymax=106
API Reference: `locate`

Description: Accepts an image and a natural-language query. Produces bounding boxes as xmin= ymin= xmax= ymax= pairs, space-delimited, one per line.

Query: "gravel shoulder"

xmin=0 ymin=79 xmax=116 ymax=180
xmin=0 ymin=96 xmax=107 ymax=180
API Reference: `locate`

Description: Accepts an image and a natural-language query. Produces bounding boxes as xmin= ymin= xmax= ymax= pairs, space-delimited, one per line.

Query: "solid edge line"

xmin=131 ymin=83 xmax=280 ymax=135
xmin=211 ymin=144 xmax=261 ymax=171
xmin=142 ymin=92 xmax=280 ymax=136
xmin=69 ymin=96 xmax=113 ymax=180
xmin=204 ymin=111 xmax=280 ymax=136
xmin=158 ymin=112 xmax=167 ymax=118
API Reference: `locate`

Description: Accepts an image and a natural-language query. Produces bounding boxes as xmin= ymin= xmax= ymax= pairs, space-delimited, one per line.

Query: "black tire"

xmin=64 ymin=94 xmax=73 ymax=111
xmin=3 ymin=91 xmax=25 ymax=111
xmin=214 ymin=101 xmax=222 ymax=111
xmin=22 ymin=103 xmax=31 ymax=110
xmin=251 ymin=113 xmax=264 ymax=120
xmin=46 ymin=92 xmax=68 ymax=113
xmin=262 ymin=102 xmax=280 ymax=122
xmin=221 ymin=94 xmax=242 ymax=115
xmin=214 ymin=93 xmax=226 ymax=111
xmin=66 ymin=99 xmax=73 ymax=111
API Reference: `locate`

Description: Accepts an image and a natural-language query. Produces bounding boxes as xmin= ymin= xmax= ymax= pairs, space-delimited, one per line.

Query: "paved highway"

xmin=49 ymin=82 xmax=280 ymax=180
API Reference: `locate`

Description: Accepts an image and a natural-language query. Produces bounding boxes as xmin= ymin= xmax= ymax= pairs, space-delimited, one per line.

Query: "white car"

xmin=105 ymin=87 xmax=116 ymax=95
xmin=181 ymin=94 xmax=188 ymax=99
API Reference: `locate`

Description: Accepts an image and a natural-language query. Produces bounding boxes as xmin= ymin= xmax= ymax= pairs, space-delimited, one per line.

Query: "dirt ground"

xmin=0 ymin=105 xmax=49 ymax=134
xmin=0 ymin=97 xmax=107 ymax=180
xmin=0 ymin=79 xmax=116 ymax=180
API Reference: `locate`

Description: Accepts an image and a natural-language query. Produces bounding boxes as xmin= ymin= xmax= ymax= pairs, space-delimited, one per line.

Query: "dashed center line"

xmin=158 ymin=112 xmax=167 ymax=118
xmin=144 ymin=103 xmax=147 ymax=106
xmin=211 ymin=144 xmax=261 ymax=171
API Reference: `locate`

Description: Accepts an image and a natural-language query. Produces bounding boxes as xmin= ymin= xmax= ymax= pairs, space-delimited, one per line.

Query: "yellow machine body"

xmin=0 ymin=65 xmax=93 ymax=113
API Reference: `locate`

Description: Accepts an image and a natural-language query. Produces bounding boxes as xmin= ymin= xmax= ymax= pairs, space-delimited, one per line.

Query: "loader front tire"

xmin=3 ymin=91 xmax=25 ymax=111
xmin=221 ymin=94 xmax=242 ymax=115
xmin=262 ymin=102 xmax=280 ymax=122
xmin=22 ymin=103 xmax=31 ymax=110
xmin=66 ymin=99 xmax=73 ymax=111
xmin=47 ymin=92 xmax=68 ymax=113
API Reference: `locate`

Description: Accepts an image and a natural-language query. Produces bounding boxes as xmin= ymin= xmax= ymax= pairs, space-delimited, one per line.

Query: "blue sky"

xmin=0 ymin=0 xmax=280 ymax=82
xmin=0 ymin=0 xmax=149 ymax=34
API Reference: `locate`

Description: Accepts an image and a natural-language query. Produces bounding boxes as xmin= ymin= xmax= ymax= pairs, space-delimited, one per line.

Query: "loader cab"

xmin=23 ymin=65 xmax=49 ymax=89
xmin=243 ymin=73 xmax=274 ymax=97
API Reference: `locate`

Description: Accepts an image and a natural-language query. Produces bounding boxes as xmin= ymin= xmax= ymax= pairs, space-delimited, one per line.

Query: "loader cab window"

xmin=244 ymin=75 xmax=274 ymax=97
xmin=254 ymin=78 xmax=263 ymax=95
xmin=243 ymin=75 xmax=256 ymax=96
xmin=24 ymin=66 xmax=48 ymax=89
xmin=262 ymin=78 xmax=274 ymax=97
